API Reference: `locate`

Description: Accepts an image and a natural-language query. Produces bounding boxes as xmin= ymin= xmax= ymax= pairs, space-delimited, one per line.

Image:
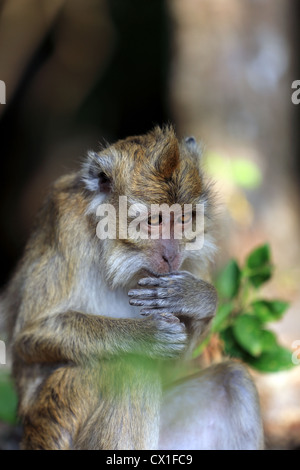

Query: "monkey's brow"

xmin=126 ymin=197 xmax=204 ymax=210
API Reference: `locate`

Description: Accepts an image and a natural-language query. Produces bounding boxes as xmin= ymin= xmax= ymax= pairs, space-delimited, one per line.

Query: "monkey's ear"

xmin=82 ymin=151 xmax=114 ymax=193
xmin=184 ymin=136 xmax=203 ymax=160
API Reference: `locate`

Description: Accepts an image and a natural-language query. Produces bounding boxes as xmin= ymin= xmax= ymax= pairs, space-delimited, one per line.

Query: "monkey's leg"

xmin=158 ymin=360 xmax=264 ymax=450
xmin=74 ymin=355 xmax=162 ymax=450
xmin=21 ymin=365 xmax=96 ymax=450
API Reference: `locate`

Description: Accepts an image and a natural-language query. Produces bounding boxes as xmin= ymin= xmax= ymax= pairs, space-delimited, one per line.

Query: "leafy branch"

xmin=194 ymin=244 xmax=295 ymax=373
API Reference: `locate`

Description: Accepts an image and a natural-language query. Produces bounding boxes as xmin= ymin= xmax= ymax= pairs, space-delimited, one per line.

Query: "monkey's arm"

xmin=13 ymin=310 xmax=187 ymax=365
xmin=128 ymin=271 xmax=218 ymax=355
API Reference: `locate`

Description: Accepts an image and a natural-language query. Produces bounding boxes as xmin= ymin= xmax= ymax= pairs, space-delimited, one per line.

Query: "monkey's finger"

xmin=128 ymin=288 xmax=157 ymax=298
xmin=138 ymin=277 xmax=173 ymax=288
xmin=139 ymin=275 xmax=182 ymax=287
xmin=140 ymin=308 xmax=176 ymax=316
xmin=129 ymin=298 xmax=170 ymax=307
xmin=138 ymin=277 xmax=161 ymax=287
xmin=128 ymin=288 xmax=174 ymax=299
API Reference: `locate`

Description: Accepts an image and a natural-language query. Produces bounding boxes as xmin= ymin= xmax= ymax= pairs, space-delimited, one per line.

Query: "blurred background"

xmin=0 ymin=0 xmax=299 ymax=449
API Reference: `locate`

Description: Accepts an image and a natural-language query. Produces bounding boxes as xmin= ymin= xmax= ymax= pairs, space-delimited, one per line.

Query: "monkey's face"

xmin=82 ymin=126 xmax=216 ymax=288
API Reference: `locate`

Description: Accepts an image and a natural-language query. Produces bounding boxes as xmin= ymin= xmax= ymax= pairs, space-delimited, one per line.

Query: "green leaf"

xmin=248 ymin=266 xmax=273 ymax=288
xmin=232 ymin=314 xmax=277 ymax=357
xmin=211 ymin=303 xmax=233 ymax=333
xmin=248 ymin=346 xmax=295 ymax=373
xmin=245 ymin=244 xmax=273 ymax=288
xmin=216 ymin=259 xmax=241 ymax=299
xmin=251 ymin=300 xmax=290 ymax=323
xmin=232 ymin=314 xmax=265 ymax=356
xmin=246 ymin=244 xmax=271 ymax=270
xmin=0 ymin=370 xmax=18 ymax=424
xmin=220 ymin=327 xmax=251 ymax=361
xmin=258 ymin=329 xmax=278 ymax=352
xmin=220 ymin=326 xmax=294 ymax=372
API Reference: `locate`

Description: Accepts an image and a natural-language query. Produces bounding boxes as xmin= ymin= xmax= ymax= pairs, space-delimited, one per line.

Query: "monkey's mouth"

xmin=139 ymin=268 xmax=160 ymax=278
xmin=139 ymin=266 xmax=181 ymax=278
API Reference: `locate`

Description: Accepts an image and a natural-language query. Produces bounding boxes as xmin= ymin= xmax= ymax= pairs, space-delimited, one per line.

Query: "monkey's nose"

xmin=160 ymin=239 xmax=180 ymax=271
xmin=162 ymin=253 xmax=176 ymax=264
xmin=162 ymin=250 xmax=180 ymax=271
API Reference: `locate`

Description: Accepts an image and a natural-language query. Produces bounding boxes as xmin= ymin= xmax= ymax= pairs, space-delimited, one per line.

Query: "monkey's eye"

xmin=177 ymin=212 xmax=193 ymax=224
xmin=148 ymin=214 xmax=162 ymax=226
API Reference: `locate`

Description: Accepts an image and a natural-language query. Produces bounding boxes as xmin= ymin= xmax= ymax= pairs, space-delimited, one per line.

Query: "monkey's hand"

xmin=128 ymin=272 xmax=217 ymax=350
xmin=129 ymin=271 xmax=217 ymax=319
xmin=138 ymin=312 xmax=187 ymax=359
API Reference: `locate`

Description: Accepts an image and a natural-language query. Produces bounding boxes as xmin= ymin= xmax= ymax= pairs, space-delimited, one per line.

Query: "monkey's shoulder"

xmin=25 ymin=172 xmax=93 ymax=256
xmin=36 ymin=173 xmax=87 ymax=222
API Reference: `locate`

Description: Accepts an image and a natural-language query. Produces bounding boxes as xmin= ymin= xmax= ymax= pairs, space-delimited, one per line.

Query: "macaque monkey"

xmin=1 ymin=125 xmax=263 ymax=450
